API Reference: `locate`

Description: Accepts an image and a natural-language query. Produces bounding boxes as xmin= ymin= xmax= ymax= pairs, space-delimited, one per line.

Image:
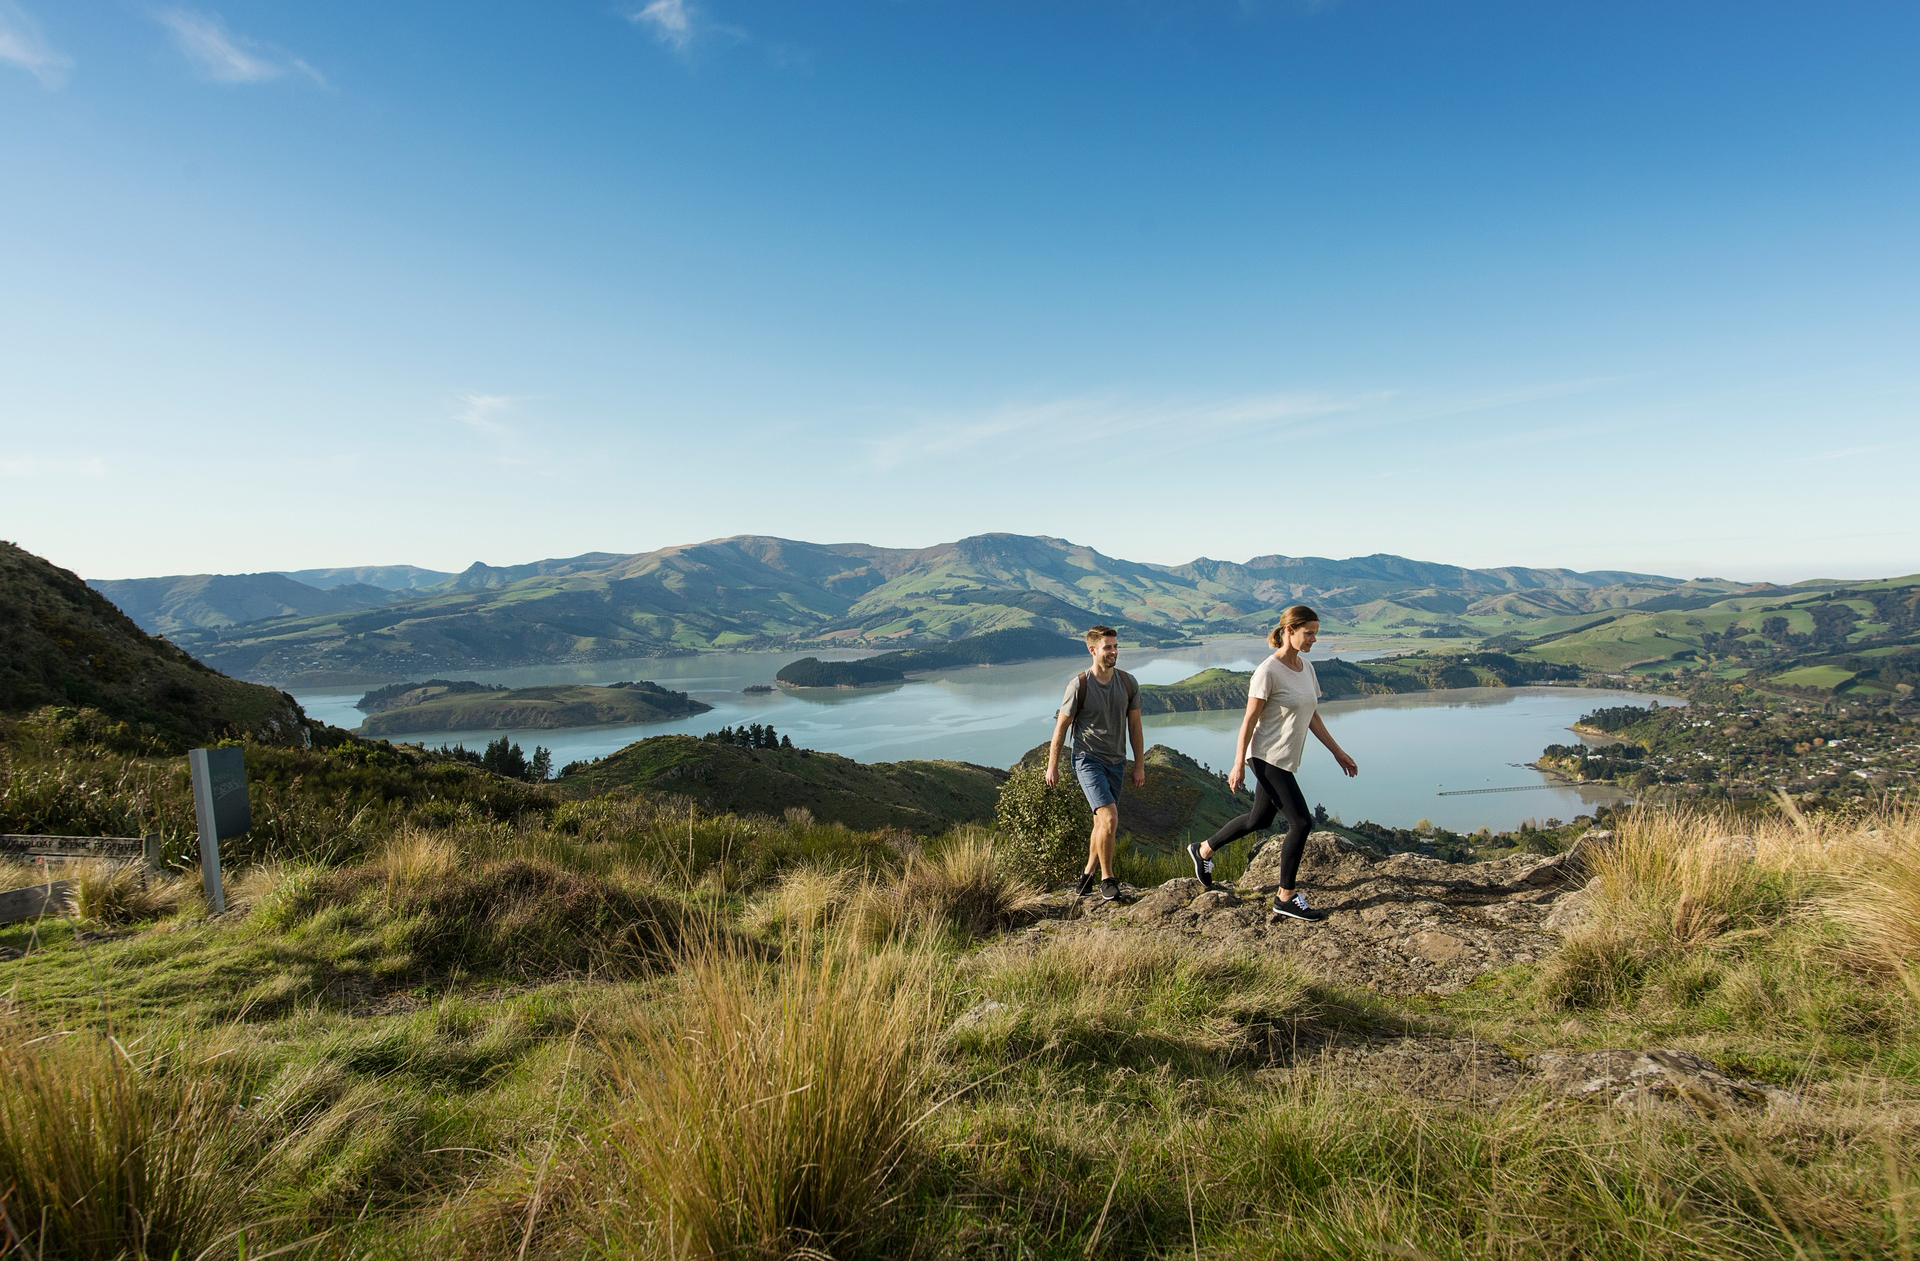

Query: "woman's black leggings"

xmin=1204 ymin=758 xmax=1311 ymax=889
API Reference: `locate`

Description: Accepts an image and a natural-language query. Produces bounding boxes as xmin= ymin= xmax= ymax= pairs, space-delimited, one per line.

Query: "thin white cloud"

xmin=863 ymin=377 xmax=1620 ymax=474
xmin=865 ymin=391 xmax=1386 ymax=473
xmin=453 ymin=393 xmax=517 ymax=437
xmin=156 ymin=8 xmax=325 ymax=86
xmin=629 ymin=0 xmax=747 ymax=56
xmin=632 ymin=0 xmax=694 ymax=51
xmin=0 ymin=1 xmax=72 ymax=88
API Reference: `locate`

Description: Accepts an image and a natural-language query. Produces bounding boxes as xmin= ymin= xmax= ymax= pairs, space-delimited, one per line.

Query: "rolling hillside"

xmin=89 ymin=572 xmax=399 ymax=636
xmin=2 ymin=542 xmax=314 ymax=750
xmin=133 ymin=533 xmax=1701 ymax=686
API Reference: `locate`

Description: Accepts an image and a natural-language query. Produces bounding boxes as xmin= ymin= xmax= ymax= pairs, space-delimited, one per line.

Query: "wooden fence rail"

xmin=0 ymin=834 xmax=162 ymax=926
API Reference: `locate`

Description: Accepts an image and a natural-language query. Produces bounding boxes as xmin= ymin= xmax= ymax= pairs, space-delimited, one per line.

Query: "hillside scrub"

xmin=3 ymin=756 xmax=1920 ymax=1257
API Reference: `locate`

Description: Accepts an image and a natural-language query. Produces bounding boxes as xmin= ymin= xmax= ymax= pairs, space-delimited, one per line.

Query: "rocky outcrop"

xmin=1037 ymin=831 xmax=1581 ymax=995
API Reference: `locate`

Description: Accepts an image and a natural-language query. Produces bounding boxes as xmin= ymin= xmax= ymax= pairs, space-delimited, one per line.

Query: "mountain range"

xmin=86 ymin=533 xmax=1720 ymax=686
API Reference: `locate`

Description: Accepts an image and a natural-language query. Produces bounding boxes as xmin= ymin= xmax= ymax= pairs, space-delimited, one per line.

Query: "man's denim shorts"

xmin=1071 ymin=751 xmax=1125 ymax=812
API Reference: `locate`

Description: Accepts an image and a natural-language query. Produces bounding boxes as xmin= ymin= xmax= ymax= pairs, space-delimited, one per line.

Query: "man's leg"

xmin=1088 ymin=804 xmax=1118 ymax=878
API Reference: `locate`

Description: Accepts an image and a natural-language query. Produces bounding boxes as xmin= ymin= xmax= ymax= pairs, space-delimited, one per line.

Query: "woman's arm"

xmin=1309 ymin=712 xmax=1358 ymax=777
xmin=1228 ymin=697 xmax=1266 ymax=792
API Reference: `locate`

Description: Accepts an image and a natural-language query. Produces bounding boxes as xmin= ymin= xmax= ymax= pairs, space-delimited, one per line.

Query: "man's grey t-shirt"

xmin=1059 ymin=669 xmax=1139 ymax=766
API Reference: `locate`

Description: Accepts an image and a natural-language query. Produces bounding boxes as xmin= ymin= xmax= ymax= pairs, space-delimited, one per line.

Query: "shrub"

xmin=993 ymin=765 xmax=1090 ymax=886
xmin=597 ymin=937 xmax=945 ymax=1258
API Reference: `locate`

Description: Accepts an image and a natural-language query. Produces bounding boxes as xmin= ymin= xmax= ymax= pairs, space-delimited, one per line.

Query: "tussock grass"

xmin=849 ymin=830 xmax=1041 ymax=943
xmin=0 ymin=1020 xmax=244 ymax=1260
xmin=594 ymin=935 xmax=947 ymax=1259
xmin=70 ymin=858 xmax=191 ymax=926
xmin=1826 ymin=806 xmax=1920 ymax=998
xmin=743 ymin=861 xmax=863 ymax=937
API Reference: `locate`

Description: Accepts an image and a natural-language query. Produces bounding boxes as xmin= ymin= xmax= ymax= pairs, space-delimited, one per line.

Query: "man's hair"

xmin=1084 ymin=625 xmax=1118 ymax=648
xmin=1267 ymin=606 xmax=1320 ymax=649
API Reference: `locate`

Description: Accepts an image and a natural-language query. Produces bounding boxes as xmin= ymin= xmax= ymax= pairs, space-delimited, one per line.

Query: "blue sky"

xmin=2 ymin=1 xmax=1915 ymax=583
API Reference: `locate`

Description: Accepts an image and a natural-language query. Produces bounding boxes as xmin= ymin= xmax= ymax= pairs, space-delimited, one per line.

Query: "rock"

xmin=1188 ymin=888 xmax=1240 ymax=915
xmin=1127 ymin=879 xmax=1202 ymax=922
xmin=1525 ymin=1048 xmax=1797 ymax=1114
xmin=950 ymin=999 xmax=1011 ymax=1034
xmin=1557 ymin=829 xmax=1616 ymax=878
xmin=1542 ymin=887 xmax=1595 ymax=935
xmin=1409 ymin=930 xmax=1472 ymax=965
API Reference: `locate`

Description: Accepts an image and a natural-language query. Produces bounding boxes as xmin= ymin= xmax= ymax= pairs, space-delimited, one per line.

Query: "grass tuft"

xmin=850 ymin=830 xmax=1040 ymax=943
xmin=595 ymin=934 xmax=946 ymax=1258
xmin=0 ymin=1021 xmax=243 ymax=1260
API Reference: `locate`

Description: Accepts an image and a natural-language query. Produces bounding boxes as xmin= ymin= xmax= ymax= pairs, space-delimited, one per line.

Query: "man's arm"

xmin=1044 ymin=709 xmax=1074 ymax=787
xmin=1127 ymin=708 xmax=1147 ymax=787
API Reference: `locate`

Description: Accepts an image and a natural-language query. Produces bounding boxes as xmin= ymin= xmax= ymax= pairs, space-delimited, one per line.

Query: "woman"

xmin=1186 ymin=605 xmax=1357 ymax=921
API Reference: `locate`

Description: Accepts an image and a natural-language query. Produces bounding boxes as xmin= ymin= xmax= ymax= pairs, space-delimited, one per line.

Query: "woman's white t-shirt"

xmin=1247 ymin=655 xmax=1320 ymax=772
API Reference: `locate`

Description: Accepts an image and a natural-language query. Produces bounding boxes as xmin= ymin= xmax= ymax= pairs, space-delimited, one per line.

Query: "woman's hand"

xmin=1228 ymin=762 xmax=1246 ymax=793
xmin=1335 ymin=749 xmax=1358 ymax=778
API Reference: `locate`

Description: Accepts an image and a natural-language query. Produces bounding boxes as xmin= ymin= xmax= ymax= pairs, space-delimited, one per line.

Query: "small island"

xmin=773 ymin=628 xmax=1085 ymax=691
xmin=357 ymin=679 xmax=711 ymax=735
xmin=860 ymin=626 xmax=1083 ymax=672
xmin=1135 ymin=651 xmax=1583 ymax=714
xmin=774 ymin=657 xmax=906 ymax=689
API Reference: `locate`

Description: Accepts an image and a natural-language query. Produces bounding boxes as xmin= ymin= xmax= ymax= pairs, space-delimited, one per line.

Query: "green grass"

xmin=1771 ymin=664 xmax=1858 ymax=691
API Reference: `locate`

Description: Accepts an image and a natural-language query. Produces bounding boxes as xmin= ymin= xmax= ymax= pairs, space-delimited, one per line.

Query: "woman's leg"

xmin=1199 ymin=760 xmax=1280 ymax=856
xmin=1260 ymin=764 xmax=1313 ymax=893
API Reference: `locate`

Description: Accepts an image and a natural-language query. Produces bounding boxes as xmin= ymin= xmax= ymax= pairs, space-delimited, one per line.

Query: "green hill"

xmin=88 ymin=571 xmax=397 ymax=636
xmin=357 ymin=681 xmax=711 ymax=736
xmin=1487 ymin=577 xmax=1920 ymax=696
xmin=1 ymin=541 xmax=315 ymax=751
xmin=156 ymin=533 xmax=1698 ymax=685
xmin=559 ymin=735 xmax=1007 ymax=834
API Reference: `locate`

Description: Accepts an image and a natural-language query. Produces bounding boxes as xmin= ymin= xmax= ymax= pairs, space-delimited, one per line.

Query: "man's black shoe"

xmin=1271 ymin=891 xmax=1326 ymax=922
xmin=1099 ymin=877 xmax=1121 ymax=901
xmin=1187 ymin=841 xmax=1217 ymax=889
xmin=1075 ymin=871 xmax=1096 ymax=899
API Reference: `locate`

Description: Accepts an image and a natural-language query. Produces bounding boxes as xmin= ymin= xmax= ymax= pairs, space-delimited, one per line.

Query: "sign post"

xmin=188 ymin=748 xmax=250 ymax=914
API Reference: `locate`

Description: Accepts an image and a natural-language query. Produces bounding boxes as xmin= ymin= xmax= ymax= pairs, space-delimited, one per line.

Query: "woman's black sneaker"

xmin=1186 ymin=841 xmax=1219 ymax=889
xmin=1099 ymin=877 xmax=1121 ymax=901
xmin=1271 ymin=891 xmax=1325 ymax=922
xmin=1075 ymin=871 xmax=1096 ymax=899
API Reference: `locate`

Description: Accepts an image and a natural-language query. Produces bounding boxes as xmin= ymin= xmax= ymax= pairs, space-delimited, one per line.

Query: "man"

xmin=1045 ymin=625 xmax=1146 ymax=900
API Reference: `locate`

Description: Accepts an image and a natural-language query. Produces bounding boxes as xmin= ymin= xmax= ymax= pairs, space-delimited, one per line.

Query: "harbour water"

xmin=293 ymin=638 xmax=1648 ymax=832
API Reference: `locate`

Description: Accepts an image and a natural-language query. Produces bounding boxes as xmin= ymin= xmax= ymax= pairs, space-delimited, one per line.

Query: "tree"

xmin=530 ymin=746 xmax=552 ymax=781
xmin=481 ymin=737 xmax=528 ymax=780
